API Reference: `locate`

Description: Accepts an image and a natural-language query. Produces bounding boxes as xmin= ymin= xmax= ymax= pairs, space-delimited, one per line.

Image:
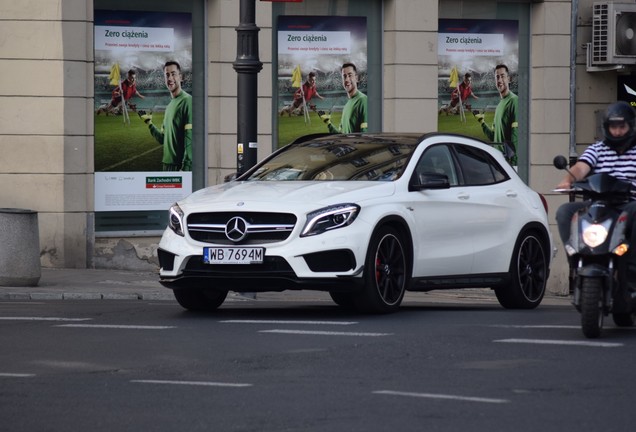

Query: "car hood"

xmin=179 ymin=181 xmax=396 ymax=212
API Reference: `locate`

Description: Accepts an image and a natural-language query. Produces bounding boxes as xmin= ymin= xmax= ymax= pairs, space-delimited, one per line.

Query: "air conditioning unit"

xmin=591 ymin=2 xmax=636 ymax=66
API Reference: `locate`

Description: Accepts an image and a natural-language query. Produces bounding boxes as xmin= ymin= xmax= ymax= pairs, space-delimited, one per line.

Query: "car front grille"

xmin=186 ymin=212 xmax=297 ymax=244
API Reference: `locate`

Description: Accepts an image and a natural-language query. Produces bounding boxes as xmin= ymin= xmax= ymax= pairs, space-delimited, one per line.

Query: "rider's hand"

xmin=555 ymin=179 xmax=572 ymax=190
xmin=474 ymin=113 xmax=485 ymax=124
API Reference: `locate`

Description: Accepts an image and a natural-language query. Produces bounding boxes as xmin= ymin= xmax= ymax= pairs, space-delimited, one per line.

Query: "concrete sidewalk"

xmin=0 ymin=267 xmax=570 ymax=306
xmin=0 ymin=268 xmax=173 ymax=301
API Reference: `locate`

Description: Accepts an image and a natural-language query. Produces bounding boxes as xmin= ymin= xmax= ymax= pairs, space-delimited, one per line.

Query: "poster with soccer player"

xmin=437 ymin=19 xmax=519 ymax=166
xmin=277 ymin=16 xmax=368 ymax=148
xmin=93 ymin=10 xmax=193 ymax=212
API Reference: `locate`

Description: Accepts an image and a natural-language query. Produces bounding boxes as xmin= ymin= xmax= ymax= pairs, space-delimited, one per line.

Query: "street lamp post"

xmin=233 ymin=0 xmax=263 ymax=175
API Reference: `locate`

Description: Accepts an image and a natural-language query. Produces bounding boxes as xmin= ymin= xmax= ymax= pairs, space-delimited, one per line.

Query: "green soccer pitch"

xmin=94 ymin=112 xmax=164 ymax=172
xmin=277 ymin=111 xmax=341 ymax=148
xmin=437 ymin=110 xmax=492 ymax=140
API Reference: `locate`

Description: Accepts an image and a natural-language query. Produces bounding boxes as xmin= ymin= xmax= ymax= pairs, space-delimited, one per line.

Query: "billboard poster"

xmin=437 ymin=19 xmax=519 ymax=166
xmin=94 ymin=10 xmax=193 ymax=212
xmin=277 ymin=16 xmax=367 ymax=148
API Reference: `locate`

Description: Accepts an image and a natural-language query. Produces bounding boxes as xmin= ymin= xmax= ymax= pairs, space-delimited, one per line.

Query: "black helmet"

xmin=602 ymin=101 xmax=636 ymax=151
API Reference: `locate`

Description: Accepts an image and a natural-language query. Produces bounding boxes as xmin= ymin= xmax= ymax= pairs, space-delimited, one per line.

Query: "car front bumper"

xmin=157 ymin=222 xmax=372 ymax=292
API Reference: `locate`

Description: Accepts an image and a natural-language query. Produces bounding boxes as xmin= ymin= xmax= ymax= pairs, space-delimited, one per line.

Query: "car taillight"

xmin=538 ymin=192 xmax=548 ymax=213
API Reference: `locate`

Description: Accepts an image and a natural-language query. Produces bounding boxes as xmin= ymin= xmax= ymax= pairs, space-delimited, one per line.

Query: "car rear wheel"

xmin=495 ymin=231 xmax=547 ymax=309
xmin=173 ymin=288 xmax=228 ymax=311
xmin=354 ymin=226 xmax=409 ymax=314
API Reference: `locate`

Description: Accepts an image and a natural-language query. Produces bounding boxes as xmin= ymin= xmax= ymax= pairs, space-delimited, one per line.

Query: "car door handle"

xmin=506 ymin=190 xmax=517 ymax=198
xmin=457 ymin=192 xmax=470 ymax=200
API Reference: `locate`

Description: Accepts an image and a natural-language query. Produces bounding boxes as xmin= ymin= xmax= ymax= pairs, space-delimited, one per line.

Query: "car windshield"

xmin=245 ymin=136 xmax=419 ymax=181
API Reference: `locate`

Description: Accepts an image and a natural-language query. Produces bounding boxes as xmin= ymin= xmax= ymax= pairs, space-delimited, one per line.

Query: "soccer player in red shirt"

xmin=280 ymin=71 xmax=324 ymax=117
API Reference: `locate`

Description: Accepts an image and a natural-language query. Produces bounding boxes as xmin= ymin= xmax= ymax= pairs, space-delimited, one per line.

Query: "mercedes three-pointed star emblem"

xmin=225 ymin=216 xmax=248 ymax=242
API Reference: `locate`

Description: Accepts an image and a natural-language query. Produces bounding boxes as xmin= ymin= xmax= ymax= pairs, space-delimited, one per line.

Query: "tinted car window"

xmin=454 ymin=144 xmax=509 ymax=186
xmin=415 ymin=144 xmax=458 ymax=186
xmin=246 ymin=139 xmax=415 ymax=181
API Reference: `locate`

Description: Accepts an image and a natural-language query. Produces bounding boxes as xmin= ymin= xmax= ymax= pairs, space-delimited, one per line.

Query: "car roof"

xmin=290 ymin=132 xmax=490 ymax=148
xmin=290 ymin=132 xmax=429 ymax=147
xmin=238 ymin=132 xmax=497 ymax=181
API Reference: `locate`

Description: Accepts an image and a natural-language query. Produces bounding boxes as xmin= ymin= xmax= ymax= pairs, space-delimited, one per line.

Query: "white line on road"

xmin=55 ymin=324 xmax=175 ymax=329
xmin=494 ymin=338 xmax=623 ymax=347
xmin=0 ymin=317 xmax=92 ymax=321
xmin=373 ymin=390 xmax=509 ymax=404
xmin=0 ymin=373 xmax=36 ymax=378
xmin=131 ymin=380 xmax=252 ymax=388
xmin=259 ymin=329 xmax=392 ymax=337
xmin=490 ymin=325 xmax=580 ymax=329
xmin=221 ymin=320 xmax=358 ymax=325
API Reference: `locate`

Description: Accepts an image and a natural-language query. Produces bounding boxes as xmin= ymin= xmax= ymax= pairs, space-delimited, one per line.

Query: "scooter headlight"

xmin=581 ymin=220 xmax=610 ymax=248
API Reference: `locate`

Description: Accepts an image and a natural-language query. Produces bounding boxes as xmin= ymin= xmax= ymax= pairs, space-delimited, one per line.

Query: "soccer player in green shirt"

xmin=140 ymin=61 xmax=193 ymax=171
xmin=320 ymin=62 xmax=368 ymax=133
xmin=475 ymin=64 xmax=518 ymax=166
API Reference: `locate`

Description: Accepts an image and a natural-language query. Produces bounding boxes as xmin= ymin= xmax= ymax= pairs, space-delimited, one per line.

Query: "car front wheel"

xmin=495 ymin=231 xmax=548 ymax=309
xmin=173 ymin=288 xmax=228 ymax=312
xmin=354 ymin=226 xmax=409 ymax=314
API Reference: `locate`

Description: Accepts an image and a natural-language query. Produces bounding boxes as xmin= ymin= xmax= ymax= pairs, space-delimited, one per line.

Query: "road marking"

xmin=131 ymin=380 xmax=252 ymax=388
xmin=491 ymin=325 xmax=580 ymax=329
xmin=0 ymin=373 xmax=35 ymax=378
xmin=0 ymin=317 xmax=92 ymax=322
xmin=55 ymin=324 xmax=175 ymax=329
xmin=0 ymin=302 xmax=46 ymax=305
xmin=221 ymin=320 xmax=358 ymax=325
xmin=494 ymin=338 xmax=623 ymax=347
xmin=373 ymin=390 xmax=509 ymax=404
xmin=259 ymin=329 xmax=392 ymax=337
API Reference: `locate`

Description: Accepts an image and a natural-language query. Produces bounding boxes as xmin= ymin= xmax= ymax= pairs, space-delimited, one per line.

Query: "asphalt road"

xmin=1 ymin=297 xmax=635 ymax=432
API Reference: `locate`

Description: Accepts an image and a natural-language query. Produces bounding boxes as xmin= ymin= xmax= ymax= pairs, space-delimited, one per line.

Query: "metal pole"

xmin=569 ymin=0 xmax=579 ymax=164
xmin=233 ymin=0 xmax=263 ymax=175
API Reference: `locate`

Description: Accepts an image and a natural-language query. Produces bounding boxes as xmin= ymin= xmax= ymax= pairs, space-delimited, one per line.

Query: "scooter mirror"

xmin=553 ymin=155 xmax=568 ymax=170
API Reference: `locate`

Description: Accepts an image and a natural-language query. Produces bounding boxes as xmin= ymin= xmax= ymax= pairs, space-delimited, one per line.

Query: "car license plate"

xmin=203 ymin=247 xmax=264 ymax=264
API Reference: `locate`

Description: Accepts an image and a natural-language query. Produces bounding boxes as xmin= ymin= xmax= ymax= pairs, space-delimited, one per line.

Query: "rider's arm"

xmin=555 ymin=161 xmax=591 ymax=189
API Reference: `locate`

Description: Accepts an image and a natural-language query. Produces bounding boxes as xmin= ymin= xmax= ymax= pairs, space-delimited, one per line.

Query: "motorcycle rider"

xmin=555 ymin=101 xmax=636 ymax=290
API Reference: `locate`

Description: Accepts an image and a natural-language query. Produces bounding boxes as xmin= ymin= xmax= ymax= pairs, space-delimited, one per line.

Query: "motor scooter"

xmin=553 ymin=155 xmax=635 ymax=338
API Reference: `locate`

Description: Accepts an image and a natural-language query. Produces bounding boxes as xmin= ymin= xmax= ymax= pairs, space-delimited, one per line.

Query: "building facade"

xmin=0 ymin=0 xmax=624 ymax=295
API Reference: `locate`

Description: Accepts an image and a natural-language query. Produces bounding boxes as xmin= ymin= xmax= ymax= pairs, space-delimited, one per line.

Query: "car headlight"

xmin=168 ymin=204 xmax=185 ymax=237
xmin=301 ymin=204 xmax=360 ymax=237
xmin=581 ymin=219 xmax=610 ymax=248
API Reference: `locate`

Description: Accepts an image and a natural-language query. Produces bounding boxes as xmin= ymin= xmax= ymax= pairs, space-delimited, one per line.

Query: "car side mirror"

xmin=410 ymin=172 xmax=450 ymax=191
xmin=224 ymin=173 xmax=237 ymax=183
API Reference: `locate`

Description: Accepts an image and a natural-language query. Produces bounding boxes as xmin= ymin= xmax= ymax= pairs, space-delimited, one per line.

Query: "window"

xmin=93 ymin=0 xmax=205 ymax=234
xmin=415 ymin=144 xmax=458 ymax=186
xmin=272 ymin=0 xmax=382 ymax=149
xmin=454 ymin=144 xmax=509 ymax=186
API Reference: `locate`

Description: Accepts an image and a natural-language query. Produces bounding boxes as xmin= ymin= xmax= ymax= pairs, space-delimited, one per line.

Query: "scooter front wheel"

xmin=581 ymin=277 xmax=604 ymax=338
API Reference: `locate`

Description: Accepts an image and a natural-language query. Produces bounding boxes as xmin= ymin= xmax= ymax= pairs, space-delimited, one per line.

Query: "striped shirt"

xmin=579 ymin=140 xmax=636 ymax=200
